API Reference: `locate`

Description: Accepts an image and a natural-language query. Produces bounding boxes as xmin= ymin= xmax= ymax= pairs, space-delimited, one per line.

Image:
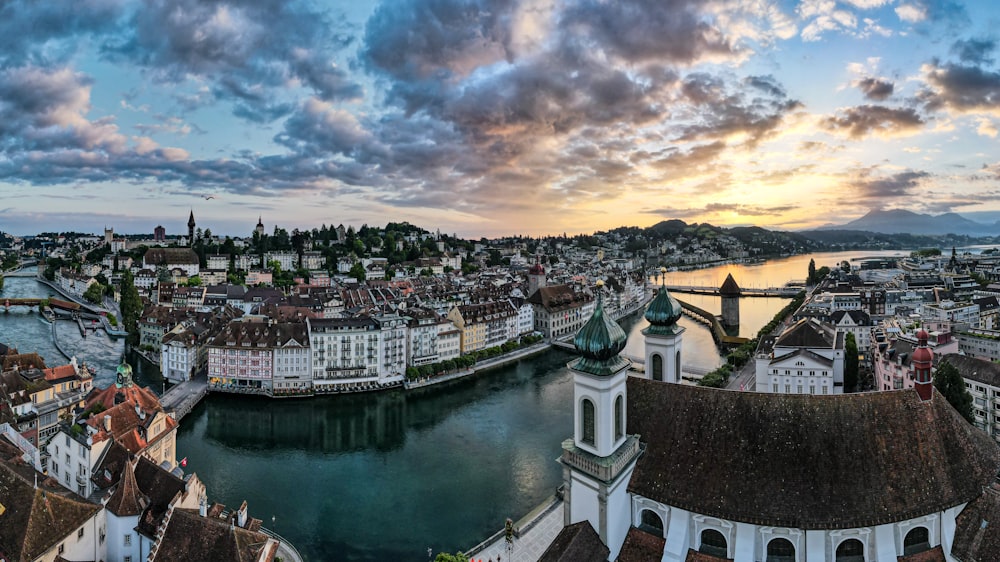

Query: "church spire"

xmin=573 ymin=281 xmax=628 ymax=376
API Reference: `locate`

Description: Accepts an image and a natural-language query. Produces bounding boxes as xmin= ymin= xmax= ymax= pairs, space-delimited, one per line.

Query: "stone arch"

xmin=639 ymin=509 xmax=664 ymax=536
xmin=903 ymin=527 xmax=930 ymax=555
xmin=698 ymin=528 xmax=727 ymax=558
xmin=766 ymin=537 xmax=795 ymax=562
xmin=835 ymin=538 xmax=865 ymax=562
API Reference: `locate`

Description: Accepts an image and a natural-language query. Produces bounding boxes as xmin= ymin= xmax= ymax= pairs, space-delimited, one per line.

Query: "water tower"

xmin=720 ymin=273 xmax=741 ymax=328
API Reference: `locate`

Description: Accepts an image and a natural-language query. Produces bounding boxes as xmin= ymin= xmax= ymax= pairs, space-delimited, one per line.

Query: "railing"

xmin=559 ymin=436 xmax=640 ymax=482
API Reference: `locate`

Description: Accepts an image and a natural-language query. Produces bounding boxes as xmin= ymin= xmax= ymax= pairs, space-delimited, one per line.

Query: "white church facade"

xmin=541 ymin=283 xmax=1000 ymax=562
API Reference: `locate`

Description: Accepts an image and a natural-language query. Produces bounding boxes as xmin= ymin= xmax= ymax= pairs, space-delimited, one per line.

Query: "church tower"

xmin=187 ymin=210 xmax=196 ymax=247
xmin=527 ymin=256 xmax=546 ymax=297
xmin=913 ymin=329 xmax=934 ymax=401
xmin=643 ymin=267 xmax=684 ymax=383
xmin=560 ymin=281 xmax=639 ymax=559
xmin=256 ymin=216 xmax=265 ymax=237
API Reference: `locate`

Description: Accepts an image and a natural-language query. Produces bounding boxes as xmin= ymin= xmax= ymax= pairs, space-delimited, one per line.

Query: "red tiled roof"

xmin=618 ymin=527 xmax=666 ymax=562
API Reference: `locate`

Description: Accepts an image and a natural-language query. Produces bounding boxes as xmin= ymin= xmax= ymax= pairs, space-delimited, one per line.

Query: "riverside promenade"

xmin=404 ymin=341 xmax=552 ymax=390
xmin=464 ymin=498 xmax=565 ymax=561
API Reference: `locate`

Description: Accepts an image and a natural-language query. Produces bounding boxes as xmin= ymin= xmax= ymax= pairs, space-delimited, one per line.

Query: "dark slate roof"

xmin=942 ymin=353 xmax=1000 ymax=388
xmin=617 ymin=527 xmax=666 ymax=562
xmin=527 ymin=284 xmax=593 ymax=313
xmin=719 ymin=273 xmax=741 ymax=296
xmin=830 ymin=309 xmax=872 ymax=326
xmin=0 ymin=462 xmax=100 ymax=562
xmin=538 ymin=521 xmax=609 ymax=562
xmin=144 ymin=247 xmax=199 ymax=266
xmin=134 ymin=456 xmax=187 ymax=537
xmin=150 ymin=508 xmax=274 ymax=562
xmin=105 ymin=459 xmax=147 ymax=517
xmin=685 ymin=550 xmax=731 ymax=562
xmin=953 ymin=484 xmax=1000 ymax=562
xmin=773 ymin=318 xmax=838 ymax=349
xmin=625 ymin=378 xmax=1000 ymax=529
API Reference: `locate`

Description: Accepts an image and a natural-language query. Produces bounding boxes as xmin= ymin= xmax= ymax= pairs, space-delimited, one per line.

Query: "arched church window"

xmin=651 ymin=353 xmax=663 ymax=381
xmin=699 ymin=529 xmax=727 ymax=558
xmin=835 ymin=538 xmax=865 ymax=562
xmin=614 ymin=395 xmax=624 ymax=440
xmin=675 ymin=350 xmax=681 ymax=381
xmin=766 ymin=537 xmax=795 ymax=562
xmin=581 ymin=399 xmax=595 ymax=445
xmin=903 ymin=527 xmax=930 ymax=555
xmin=639 ymin=509 xmax=664 ymax=536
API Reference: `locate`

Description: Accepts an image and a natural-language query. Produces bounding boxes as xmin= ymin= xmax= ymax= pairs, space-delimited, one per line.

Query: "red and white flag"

xmin=180 ymin=457 xmax=188 ymax=467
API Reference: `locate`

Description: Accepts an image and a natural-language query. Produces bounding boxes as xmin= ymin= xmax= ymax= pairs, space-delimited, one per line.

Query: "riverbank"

xmin=404 ymin=341 xmax=553 ymax=390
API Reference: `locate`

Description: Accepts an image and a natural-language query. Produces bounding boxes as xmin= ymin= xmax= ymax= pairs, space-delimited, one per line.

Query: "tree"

xmin=434 ymin=554 xmax=468 ymax=562
xmin=844 ymin=333 xmax=859 ymax=392
xmin=807 ymin=258 xmax=816 ymax=284
xmin=934 ymin=360 xmax=975 ymax=423
xmin=186 ymin=275 xmax=202 ymax=287
xmin=119 ymin=269 xmax=142 ymax=347
xmin=83 ymin=282 xmax=105 ymax=304
xmin=348 ymin=262 xmax=366 ymax=281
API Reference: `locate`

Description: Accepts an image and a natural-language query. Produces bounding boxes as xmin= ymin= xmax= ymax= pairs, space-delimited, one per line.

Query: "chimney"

xmin=103 ymin=415 xmax=112 ymax=431
xmin=912 ymin=329 xmax=934 ymax=401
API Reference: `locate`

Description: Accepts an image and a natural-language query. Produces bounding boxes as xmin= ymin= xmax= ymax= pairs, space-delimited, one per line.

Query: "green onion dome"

xmin=115 ymin=360 xmax=133 ymax=388
xmin=574 ymin=281 xmax=627 ymax=362
xmin=645 ymin=286 xmax=681 ymax=328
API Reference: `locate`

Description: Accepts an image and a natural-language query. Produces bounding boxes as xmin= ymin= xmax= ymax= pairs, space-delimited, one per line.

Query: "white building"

xmin=308 ymin=317 xmax=384 ymax=392
xmin=264 ymin=251 xmax=297 ymax=271
xmin=375 ymin=313 xmax=407 ymax=385
xmin=755 ymin=318 xmax=845 ymax=395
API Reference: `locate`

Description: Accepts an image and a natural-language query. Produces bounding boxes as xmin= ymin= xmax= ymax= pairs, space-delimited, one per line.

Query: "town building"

xmin=755 ymin=318 xmax=845 ymax=395
xmin=46 ymin=362 xmax=177 ymax=498
xmin=528 ymin=284 xmax=595 ymax=339
xmin=143 ymin=247 xmax=200 ymax=277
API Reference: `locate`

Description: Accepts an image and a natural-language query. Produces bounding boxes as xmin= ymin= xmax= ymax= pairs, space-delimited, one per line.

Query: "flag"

xmin=180 ymin=457 xmax=188 ymax=467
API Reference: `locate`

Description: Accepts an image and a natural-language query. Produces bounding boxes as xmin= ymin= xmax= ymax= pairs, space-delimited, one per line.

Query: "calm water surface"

xmin=0 ymin=252 xmax=905 ymax=560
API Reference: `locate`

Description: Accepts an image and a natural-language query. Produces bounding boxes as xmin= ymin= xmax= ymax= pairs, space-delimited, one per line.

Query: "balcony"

xmin=559 ymin=435 xmax=641 ymax=483
xmin=76 ymin=473 xmax=88 ymax=486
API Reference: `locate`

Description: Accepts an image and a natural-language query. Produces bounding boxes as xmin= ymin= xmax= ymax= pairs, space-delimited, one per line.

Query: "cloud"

xmin=823 ymin=105 xmax=925 ymax=139
xmin=895 ymin=0 xmax=966 ymax=25
xmin=855 ymin=77 xmax=895 ymax=100
xmin=103 ymin=0 xmax=361 ymax=121
xmin=643 ymin=203 xmax=799 ymax=219
xmin=0 ymin=0 xmax=126 ymax=67
xmin=952 ymin=38 xmax=997 ymax=65
xmin=848 ymin=169 xmax=930 ymax=203
xmin=920 ymin=61 xmax=1000 ymax=116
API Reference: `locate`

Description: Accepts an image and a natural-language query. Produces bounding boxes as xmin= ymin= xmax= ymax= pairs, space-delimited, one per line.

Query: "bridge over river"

xmin=660 ymin=284 xmax=803 ymax=297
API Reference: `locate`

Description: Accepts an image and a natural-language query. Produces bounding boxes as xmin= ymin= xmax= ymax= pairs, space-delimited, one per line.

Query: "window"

xmin=903 ymin=527 xmax=930 ymax=555
xmin=699 ymin=529 xmax=727 ymax=558
xmin=614 ymin=396 xmax=624 ymax=440
xmin=58 ymin=544 xmax=64 ymax=554
xmin=125 ymin=557 xmax=132 ymax=562
xmin=581 ymin=399 xmax=595 ymax=445
xmin=766 ymin=538 xmax=795 ymax=562
xmin=78 ymin=527 xmax=85 ymax=539
xmin=835 ymin=538 xmax=864 ymax=562
xmin=773 ymin=384 xmax=778 ymax=392
xmin=639 ymin=510 xmax=664 ymax=536
xmin=651 ymin=353 xmax=663 ymax=381
xmin=124 ymin=534 xmax=132 ymax=546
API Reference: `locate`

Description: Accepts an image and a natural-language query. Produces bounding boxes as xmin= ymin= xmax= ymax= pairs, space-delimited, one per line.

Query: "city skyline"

xmin=2 ymin=0 xmax=1000 ymax=237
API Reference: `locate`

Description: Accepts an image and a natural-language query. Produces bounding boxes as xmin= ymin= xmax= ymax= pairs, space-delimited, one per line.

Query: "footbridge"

xmin=661 ymin=284 xmax=802 ymax=297
xmin=3 ymin=298 xmax=83 ymax=312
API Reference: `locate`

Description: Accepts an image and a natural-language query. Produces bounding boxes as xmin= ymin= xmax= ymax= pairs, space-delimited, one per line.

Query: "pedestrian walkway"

xmin=465 ymin=500 xmax=564 ymax=562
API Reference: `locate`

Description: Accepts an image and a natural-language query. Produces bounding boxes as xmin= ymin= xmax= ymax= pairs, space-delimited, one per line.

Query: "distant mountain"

xmin=818 ymin=209 xmax=998 ymax=236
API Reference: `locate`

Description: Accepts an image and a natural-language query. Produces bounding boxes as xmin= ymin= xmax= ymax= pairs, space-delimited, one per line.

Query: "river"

xmin=0 ymin=251 xmax=907 ymax=560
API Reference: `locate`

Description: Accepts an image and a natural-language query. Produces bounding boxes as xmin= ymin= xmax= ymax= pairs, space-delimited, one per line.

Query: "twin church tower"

xmin=560 ymin=276 xmax=683 ymax=556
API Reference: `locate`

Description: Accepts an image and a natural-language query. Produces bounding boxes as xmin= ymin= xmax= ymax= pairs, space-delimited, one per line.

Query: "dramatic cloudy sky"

xmin=1 ymin=0 xmax=1000 ymax=237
